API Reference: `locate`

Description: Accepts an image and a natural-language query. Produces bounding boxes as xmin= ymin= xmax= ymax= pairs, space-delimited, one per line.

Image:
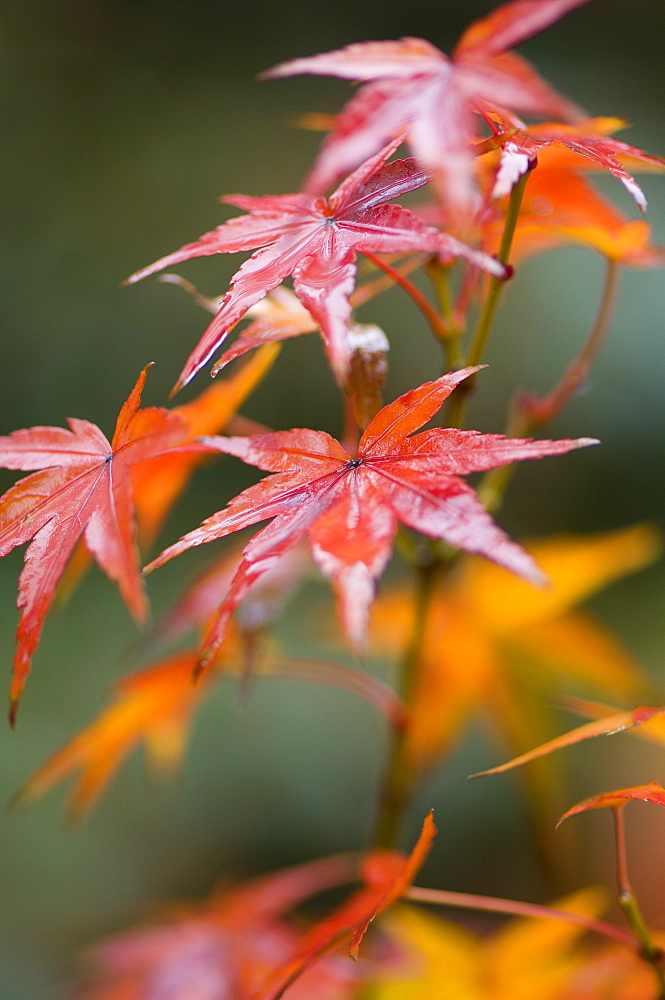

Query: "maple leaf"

xmin=0 ymin=366 xmax=210 ymax=723
xmin=374 ymin=889 xmax=607 ymax=1000
xmin=57 ymin=345 xmax=280 ymax=605
xmin=20 ymin=544 xmax=405 ymax=817
xmin=146 ymin=367 xmax=597 ymax=673
xmin=477 ymin=117 xmax=665 ymax=268
xmin=74 ymin=854 xmax=366 ymax=1000
xmin=371 ymin=525 xmax=658 ymax=778
xmin=470 ymin=705 xmax=665 ymax=779
xmin=161 ymin=276 xmax=398 ymax=385
xmin=126 ymin=139 xmax=506 ymax=391
xmin=486 ymin=116 xmax=665 ymax=212
xmin=263 ymin=0 xmax=590 ymax=213
xmin=561 ymin=696 xmax=665 ymax=754
xmin=132 ymin=344 xmax=280 ymax=549
xmin=507 ymin=165 xmax=665 ymax=267
xmin=257 ymin=812 xmax=437 ymax=1000
xmin=556 ymin=781 xmax=665 ymax=829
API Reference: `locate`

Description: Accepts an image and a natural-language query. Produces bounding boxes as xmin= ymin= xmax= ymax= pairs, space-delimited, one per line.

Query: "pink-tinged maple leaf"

xmin=263 ymin=0 xmax=590 ymax=212
xmin=487 ymin=150 xmax=665 ymax=269
xmin=485 ymin=116 xmax=665 ymax=212
xmin=146 ymin=367 xmax=597 ymax=672
xmin=156 ymin=542 xmax=311 ymax=646
xmin=75 ymin=854 xmax=365 ymax=1000
xmin=0 ymin=367 xmax=210 ymax=723
xmin=126 ymin=139 xmax=505 ymax=391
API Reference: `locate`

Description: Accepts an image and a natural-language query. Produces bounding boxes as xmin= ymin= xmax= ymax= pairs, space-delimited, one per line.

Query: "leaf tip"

xmin=168 ymin=378 xmax=186 ymax=400
xmin=574 ymin=437 xmax=601 ymax=449
xmin=193 ymin=651 xmax=213 ymax=684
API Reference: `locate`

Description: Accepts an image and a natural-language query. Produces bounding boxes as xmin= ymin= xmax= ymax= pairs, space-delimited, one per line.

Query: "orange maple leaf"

xmin=257 ymin=812 xmax=437 ymax=1000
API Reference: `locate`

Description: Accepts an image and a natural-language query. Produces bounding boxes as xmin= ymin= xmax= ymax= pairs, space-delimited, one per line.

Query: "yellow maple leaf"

xmin=373 ymin=525 xmax=659 ymax=776
xmin=375 ymin=892 xmax=664 ymax=1000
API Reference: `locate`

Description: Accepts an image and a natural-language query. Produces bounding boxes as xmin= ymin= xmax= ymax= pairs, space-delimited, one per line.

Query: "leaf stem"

xmin=362 ymin=252 xmax=452 ymax=348
xmin=520 ymin=258 xmax=620 ymax=428
xmin=612 ymin=807 xmax=665 ymax=998
xmin=447 ymin=170 xmax=529 ymax=429
xmin=406 ymin=885 xmax=636 ymax=949
xmin=425 ymin=258 xmax=465 ymax=370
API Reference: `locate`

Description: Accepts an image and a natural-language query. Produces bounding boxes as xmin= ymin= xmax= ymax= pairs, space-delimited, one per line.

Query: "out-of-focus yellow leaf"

xmin=517 ymin=614 xmax=646 ymax=698
xmin=374 ymin=888 xmax=606 ymax=1000
xmin=465 ymin=525 xmax=661 ymax=634
xmin=371 ymin=526 xmax=658 ymax=778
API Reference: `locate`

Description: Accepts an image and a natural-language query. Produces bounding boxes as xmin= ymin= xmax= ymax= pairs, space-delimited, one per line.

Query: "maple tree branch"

xmin=612 ymin=807 xmax=665 ymax=998
xmin=447 ymin=169 xmax=529 ymax=429
xmin=373 ymin=557 xmax=439 ymax=849
xmin=425 ymin=257 xmax=465 ymax=370
xmin=406 ymin=885 xmax=637 ymax=950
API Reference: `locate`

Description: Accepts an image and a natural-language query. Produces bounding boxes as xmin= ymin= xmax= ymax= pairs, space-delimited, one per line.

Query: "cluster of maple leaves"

xmin=3 ymin=0 xmax=665 ymax=997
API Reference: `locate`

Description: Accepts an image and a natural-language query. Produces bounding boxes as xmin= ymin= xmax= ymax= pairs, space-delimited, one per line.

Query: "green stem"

xmin=373 ymin=559 xmax=439 ymax=848
xmin=406 ymin=885 xmax=636 ymax=950
xmin=613 ymin=808 xmax=665 ymax=998
xmin=425 ymin=258 xmax=464 ymax=370
xmin=447 ymin=169 xmax=529 ymax=429
xmin=475 ymin=407 xmax=529 ymax=514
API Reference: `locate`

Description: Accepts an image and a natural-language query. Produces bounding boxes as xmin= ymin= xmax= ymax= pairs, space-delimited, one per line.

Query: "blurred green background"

xmin=1 ymin=0 xmax=665 ymax=995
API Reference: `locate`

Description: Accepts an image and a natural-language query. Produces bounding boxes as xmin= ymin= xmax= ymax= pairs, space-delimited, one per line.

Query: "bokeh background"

xmin=1 ymin=0 xmax=664 ymax=995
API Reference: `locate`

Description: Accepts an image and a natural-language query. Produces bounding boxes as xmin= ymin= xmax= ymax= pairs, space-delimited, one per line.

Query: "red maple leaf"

xmin=146 ymin=367 xmax=597 ymax=671
xmin=126 ymin=139 xmax=505 ymax=392
xmin=263 ymin=0 xmax=590 ymax=212
xmin=257 ymin=811 xmax=438 ymax=1000
xmin=484 ymin=116 xmax=665 ymax=212
xmin=0 ymin=366 xmax=209 ymax=723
